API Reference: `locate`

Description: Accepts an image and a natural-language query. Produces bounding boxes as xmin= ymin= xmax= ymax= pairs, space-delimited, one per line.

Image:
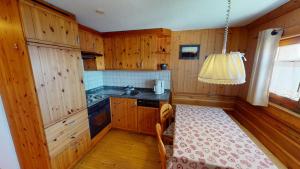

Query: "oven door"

xmin=88 ymin=98 xmax=111 ymax=139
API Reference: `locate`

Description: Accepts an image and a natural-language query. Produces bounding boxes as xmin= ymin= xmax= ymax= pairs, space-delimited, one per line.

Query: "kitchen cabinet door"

xmin=28 ymin=44 xmax=86 ymax=128
xmin=140 ymin=35 xmax=159 ymax=70
xmin=124 ymin=36 xmax=141 ymax=70
xmin=103 ymin=37 xmax=114 ymax=69
xmin=126 ymin=99 xmax=138 ymax=131
xmin=110 ymin=98 xmax=127 ymax=129
xmin=19 ymin=0 xmax=79 ymax=47
xmin=50 ymin=130 xmax=90 ymax=169
xmin=137 ymin=106 xmax=159 ymax=135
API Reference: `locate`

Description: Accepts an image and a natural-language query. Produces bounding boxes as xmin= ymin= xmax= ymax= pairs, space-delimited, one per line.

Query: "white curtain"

xmin=247 ymin=28 xmax=283 ymax=106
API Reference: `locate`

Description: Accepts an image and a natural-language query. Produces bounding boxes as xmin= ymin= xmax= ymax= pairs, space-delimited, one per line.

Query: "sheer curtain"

xmin=247 ymin=28 xmax=283 ymax=106
xmin=269 ymin=44 xmax=300 ymax=101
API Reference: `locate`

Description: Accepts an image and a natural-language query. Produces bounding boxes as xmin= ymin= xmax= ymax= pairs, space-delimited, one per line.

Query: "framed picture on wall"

xmin=179 ymin=44 xmax=200 ymax=60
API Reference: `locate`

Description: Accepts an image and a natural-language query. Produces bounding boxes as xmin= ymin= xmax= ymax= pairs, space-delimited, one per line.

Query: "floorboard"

xmin=74 ymin=129 xmax=160 ymax=169
xmin=75 ymin=124 xmax=286 ymax=169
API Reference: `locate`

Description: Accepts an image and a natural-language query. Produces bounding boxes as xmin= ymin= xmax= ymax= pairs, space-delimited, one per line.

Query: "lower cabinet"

xmin=137 ymin=106 xmax=159 ymax=135
xmin=111 ymin=97 xmax=138 ymax=131
xmin=111 ymin=97 xmax=160 ymax=135
xmin=45 ymin=109 xmax=91 ymax=169
xmin=50 ymin=130 xmax=90 ymax=169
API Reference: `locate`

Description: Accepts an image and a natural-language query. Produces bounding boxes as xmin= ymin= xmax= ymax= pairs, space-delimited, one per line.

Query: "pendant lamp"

xmin=198 ymin=0 xmax=246 ymax=85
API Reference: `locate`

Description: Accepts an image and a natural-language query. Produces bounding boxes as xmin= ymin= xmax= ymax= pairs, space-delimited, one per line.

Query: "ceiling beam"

xmin=247 ymin=0 xmax=300 ymax=29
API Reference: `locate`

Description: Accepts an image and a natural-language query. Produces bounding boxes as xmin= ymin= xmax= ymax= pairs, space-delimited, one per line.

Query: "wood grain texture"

xmin=50 ymin=130 xmax=91 ymax=169
xmin=74 ymin=129 xmax=161 ymax=169
xmin=138 ymin=106 xmax=159 ymax=135
xmin=79 ymin=25 xmax=104 ymax=54
xmin=247 ymin=0 xmax=300 ymax=30
xmin=231 ymin=100 xmax=300 ymax=169
xmin=28 ymin=43 xmax=86 ymax=128
xmin=19 ymin=0 xmax=79 ymax=48
xmin=110 ymin=97 xmax=138 ymax=131
xmin=0 ymin=0 xmax=51 ymax=168
xmin=239 ymin=3 xmax=300 ymax=100
xmin=170 ymin=28 xmax=248 ymax=108
xmin=103 ymin=29 xmax=171 ymax=70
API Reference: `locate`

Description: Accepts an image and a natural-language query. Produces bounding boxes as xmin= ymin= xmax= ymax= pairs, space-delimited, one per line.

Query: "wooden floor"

xmin=74 ymin=129 xmax=160 ymax=169
xmin=75 ymin=125 xmax=286 ymax=169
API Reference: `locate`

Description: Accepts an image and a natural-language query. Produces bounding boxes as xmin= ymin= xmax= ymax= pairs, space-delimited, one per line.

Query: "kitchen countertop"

xmin=86 ymin=86 xmax=170 ymax=103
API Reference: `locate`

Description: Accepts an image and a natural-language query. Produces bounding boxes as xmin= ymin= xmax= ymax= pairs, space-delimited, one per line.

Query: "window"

xmin=269 ymin=37 xmax=300 ymax=113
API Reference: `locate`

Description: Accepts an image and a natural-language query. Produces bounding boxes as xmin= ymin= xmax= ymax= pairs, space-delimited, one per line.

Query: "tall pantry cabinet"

xmin=19 ymin=0 xmax=90 ymax=168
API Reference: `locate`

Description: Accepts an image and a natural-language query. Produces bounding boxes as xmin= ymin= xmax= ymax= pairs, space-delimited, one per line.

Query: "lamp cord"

xmin=222 ymin=0 xmax=231 ymax=54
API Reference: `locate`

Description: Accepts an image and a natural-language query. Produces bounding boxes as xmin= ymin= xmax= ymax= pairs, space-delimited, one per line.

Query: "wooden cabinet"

xmin=19 ymin=0 xmax=79 ymax=48
xmin=28 ymin=44 xmax=86 ymax=128
xmin=50 ymin=130 xmax=90 ymax=169
xmin=79 ymin=25 xmax=105 ymax=70
xmin=111 ymin=97 xmax=162 ymax=135
xmin=103 ymin=29 xmax=171 ymax=70
xmin=137 ymin=107 xmax=159 ymax=135
xmin=110 ymin=98 xmax=138 ymax=131
xmin=79 ymin=26 xmax=103 ymax=54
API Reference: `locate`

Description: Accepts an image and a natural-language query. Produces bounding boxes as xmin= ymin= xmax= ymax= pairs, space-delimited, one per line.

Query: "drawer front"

xmin=45 ymin=110 xmax=89 ymax=156
xmin=50 ymin=130 xmax=90 ymax=169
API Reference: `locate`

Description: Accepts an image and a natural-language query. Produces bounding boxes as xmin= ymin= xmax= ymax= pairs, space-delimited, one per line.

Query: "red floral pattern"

xmin=168 ymin=104 xmax=278 ymax=169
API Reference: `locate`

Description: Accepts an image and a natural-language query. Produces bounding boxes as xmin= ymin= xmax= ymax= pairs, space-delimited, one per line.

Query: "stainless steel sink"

xmin=122 ymin=90 xmax=140 ymax=96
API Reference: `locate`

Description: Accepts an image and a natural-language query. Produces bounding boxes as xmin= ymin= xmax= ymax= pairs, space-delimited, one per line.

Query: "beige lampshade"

xmin=198 ymin=52 xmax=246 ymax=85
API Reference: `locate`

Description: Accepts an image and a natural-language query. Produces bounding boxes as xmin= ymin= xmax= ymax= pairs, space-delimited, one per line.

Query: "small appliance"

xmin=154 ymin=79 xmax=165 ymax=95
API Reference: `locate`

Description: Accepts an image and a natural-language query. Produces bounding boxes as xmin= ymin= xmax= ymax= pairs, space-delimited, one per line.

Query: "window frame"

xmin=269 ymin=36 xmax=300 ymax=114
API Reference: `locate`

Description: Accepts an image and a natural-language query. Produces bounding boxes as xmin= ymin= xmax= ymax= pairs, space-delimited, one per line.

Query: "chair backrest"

xmin=156 ymin=123 xmax=167 ymax=169
xmin=160 ymin=104 xmax=173 ymax=131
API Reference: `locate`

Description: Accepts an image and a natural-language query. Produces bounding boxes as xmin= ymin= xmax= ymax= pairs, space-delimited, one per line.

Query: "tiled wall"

xmin=83 ymin=70 xmax=171 ymax=90
xmin=103 ymin=70 xmax=171 ymax=89
xmin=83 ymin=71 xmax=103 ymax=90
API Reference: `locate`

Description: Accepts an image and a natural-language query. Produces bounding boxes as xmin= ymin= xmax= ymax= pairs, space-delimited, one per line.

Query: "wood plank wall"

xmin=0 ymin=0 xmax=51 ymax=168
xmin=170 ymin=28 xmax=248 ymax=110
xmin=239 ymin=7 xmax=300 ymax=99
xmin=232 ymin=3 xmax=300 ymax=168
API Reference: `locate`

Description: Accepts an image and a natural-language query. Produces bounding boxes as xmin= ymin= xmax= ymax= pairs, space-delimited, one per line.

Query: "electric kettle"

xmin=154 ymin=80 xmax=165 ymax=95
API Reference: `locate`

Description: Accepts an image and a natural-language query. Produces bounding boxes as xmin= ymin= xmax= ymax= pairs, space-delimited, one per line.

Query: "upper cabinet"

xmin=79 ymin=25 xmax=105 ymax=70
xmin=103 ymin=28 xmax=171 ymax=70
xmin=19 ymin=0 xmax=80 ymax=48
xmin=79 ymin=25 xmax=104 ymax=54
xmin=28 ymin=44 xmax=87 ymax=128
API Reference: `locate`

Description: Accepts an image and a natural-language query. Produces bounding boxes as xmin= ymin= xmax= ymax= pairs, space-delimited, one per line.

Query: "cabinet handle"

xmin=66 ymin=120 xmax=76 ymax=126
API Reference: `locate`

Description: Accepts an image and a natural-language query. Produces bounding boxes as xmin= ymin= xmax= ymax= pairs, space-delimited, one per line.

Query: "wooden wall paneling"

xmin=232 ymin=100 xmax=300 ymax=169
xmin=170 ymin=28 xmax=248 ymax=108
xmin=0 ymin=0 xmax=51 ymax=168
xmin=240 ymin=5 xmax=300 ymax=99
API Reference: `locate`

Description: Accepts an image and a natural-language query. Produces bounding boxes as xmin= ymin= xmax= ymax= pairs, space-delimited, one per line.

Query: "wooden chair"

xmin=160 ymin=104 xmax=175 ymax=143
xmin=156 ymin=123 xmax=173 ymax=169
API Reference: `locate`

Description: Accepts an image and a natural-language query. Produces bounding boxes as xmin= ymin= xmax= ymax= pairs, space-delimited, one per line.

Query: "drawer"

xmin=50 ymin=130 xmax=91 ymax=169
xmin=45 ymin=109 xmax=89 ymax=156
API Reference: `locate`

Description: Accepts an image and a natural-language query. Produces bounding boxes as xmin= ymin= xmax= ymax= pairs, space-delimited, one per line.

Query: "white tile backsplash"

xmin=103 ymin=70 xmax=171 ymax=89
xmin=83 ymin=70 xmax=171 ymax=90
xmin=83 ymin=71 xmax=103 ymax=90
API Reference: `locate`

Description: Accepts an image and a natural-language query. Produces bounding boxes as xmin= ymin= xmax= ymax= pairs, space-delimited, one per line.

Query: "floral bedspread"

xmin=168 ymin=104 xmax=278 ymax=169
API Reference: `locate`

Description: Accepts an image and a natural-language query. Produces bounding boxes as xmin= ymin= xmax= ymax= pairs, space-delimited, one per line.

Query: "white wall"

xmin=0 ymin=96 xmax=20 ymax=169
